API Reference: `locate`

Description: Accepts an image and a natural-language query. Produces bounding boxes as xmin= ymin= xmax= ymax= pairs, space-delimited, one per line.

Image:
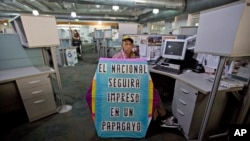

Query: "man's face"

xmin=122 ymin=40 xmax=133 ymax=54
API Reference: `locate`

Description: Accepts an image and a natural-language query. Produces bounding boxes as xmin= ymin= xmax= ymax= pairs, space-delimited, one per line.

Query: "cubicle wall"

xmin=94 ymin=29 xmax=192 ymax=59
xmin=0 ymin=34 xmax=44 ymax=70
xmin=124 ymin=34 xmax=188 ymax=61
xmin=0 ymin=34 xmax=45 ymax=123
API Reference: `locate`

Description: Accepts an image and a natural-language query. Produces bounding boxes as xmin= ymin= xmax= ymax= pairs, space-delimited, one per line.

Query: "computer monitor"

xmin=162 ymin=39 xmax=187 ymax=60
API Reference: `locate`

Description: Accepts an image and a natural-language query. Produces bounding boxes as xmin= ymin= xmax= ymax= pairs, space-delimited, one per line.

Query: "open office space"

xmin=0 ymin=0 xmax=249 ymax=141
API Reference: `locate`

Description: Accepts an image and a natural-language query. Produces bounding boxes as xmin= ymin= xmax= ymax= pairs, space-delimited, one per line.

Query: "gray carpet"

xmin=1 ymin=45 xmax=186 ymax=141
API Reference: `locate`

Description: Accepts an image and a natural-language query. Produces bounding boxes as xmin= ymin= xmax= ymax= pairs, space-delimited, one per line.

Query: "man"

xmin=112 ymin=36 xmax=136 ymax=58
xmin=112 ymin=35 xmax=179 ymax=128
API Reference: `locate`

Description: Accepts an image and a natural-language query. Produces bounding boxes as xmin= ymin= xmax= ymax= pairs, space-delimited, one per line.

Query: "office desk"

xmin=0 ymin=65 xmax=55 ymax=82
xmin=0 ymin=65 xmax=57 ymax=122
xmin=149 ymin=66 xmax=243 ymax=94
xmin=149 ymin=65 xmax=244 ymax=140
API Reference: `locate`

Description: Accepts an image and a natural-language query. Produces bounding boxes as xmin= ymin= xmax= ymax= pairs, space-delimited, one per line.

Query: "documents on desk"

xmin=207 ymin=76 xmax=244 ymax=88
xmin=149 ymin=67 xmax=245 ymax=94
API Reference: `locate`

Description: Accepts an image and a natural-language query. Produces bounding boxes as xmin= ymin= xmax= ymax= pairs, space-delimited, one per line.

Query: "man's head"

xmin=122 ymin=35 xmax=134 ymax=44
xmin=122 ymin=36 xmax=134 ymax=55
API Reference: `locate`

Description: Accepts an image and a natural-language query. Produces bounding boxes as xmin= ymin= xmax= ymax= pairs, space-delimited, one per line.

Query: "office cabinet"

xmin=16 ymin=74 xmax=57 ymax=122
xmin=172 ymin=80 xmax=199 ymax=139
xmin=195 ymin=0 xmax=250 ymax=57
xmin=10 ymin=15 xmax=60 ymax=48
xmin=172 ymin=80 xmax=227 ymax=139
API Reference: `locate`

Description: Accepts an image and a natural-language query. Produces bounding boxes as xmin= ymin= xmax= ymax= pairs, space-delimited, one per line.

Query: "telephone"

xmin=155 ymin=56 xmax=165 ymax=65
xmin=147 ymin=56 xmax=164 ymax=65
xmin=192 ymin=64 xmax=205 ymax=73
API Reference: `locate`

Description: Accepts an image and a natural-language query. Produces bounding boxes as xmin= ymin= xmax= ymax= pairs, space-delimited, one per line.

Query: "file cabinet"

xmin=172 ymin=80 xmax=227 ymax=139
xmin=16 ymin=74 xmax=57 ymax=122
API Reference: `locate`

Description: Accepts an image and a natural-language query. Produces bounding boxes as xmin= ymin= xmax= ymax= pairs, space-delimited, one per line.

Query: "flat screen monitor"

xmin=162 ymin=39 xmax=187 ymax=60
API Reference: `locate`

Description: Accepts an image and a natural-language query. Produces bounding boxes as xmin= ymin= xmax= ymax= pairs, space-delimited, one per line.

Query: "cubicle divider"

xmin=7 ymin=14 xmax=72 ymax=118
xmin=123 ymin=34 xmax=188 ymax=61
xmin=0 ymin=34 xmax=44 ymax=70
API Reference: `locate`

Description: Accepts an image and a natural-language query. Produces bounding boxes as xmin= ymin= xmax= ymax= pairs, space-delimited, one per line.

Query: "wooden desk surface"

xmin=0 ymin=65 xmax=55 ymax=83
xmin=149 ymin=65 xmax=244 ymax=94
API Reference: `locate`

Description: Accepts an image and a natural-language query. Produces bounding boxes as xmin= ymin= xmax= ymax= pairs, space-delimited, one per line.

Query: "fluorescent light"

xmin=96 ymin=5 xmax=100 ymax=8
xmin=71 ymin=12 xmax=77 ymax=18
xmin=3 ymin=23 xmax=7 ymax=26
xmin=98 ymin=21 xmax=102 ymax=25
xmin=32 ymin=10 xmax=39 ymax=16
xmin=195 ymin=23 xmax=199 ymax=26
xmin=112 ymin=5 xmax=119 ymax=11
xmin=152 ymin=9 xmax=159 ymax=14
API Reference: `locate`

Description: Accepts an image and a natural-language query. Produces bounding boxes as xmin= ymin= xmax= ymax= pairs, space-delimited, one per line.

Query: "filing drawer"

xmin=172 ymin=101 xmax=192 ymax=135
xmin=16 ymin=75 xmax=50 ymax=89
xmin=173 ymin=80 xmax=199 ymax=138
xmin=175 ymin=81 xmax=198 ymax=102
xmin=23 ymin=94 xmax=56 ymax=122
xmin=173 ymin=93 xmax=196 ymax=113
xmin=16 ymin=74 xmax=57 ymax=122
xmin=18 ymin=84 xmax=53 ymax=100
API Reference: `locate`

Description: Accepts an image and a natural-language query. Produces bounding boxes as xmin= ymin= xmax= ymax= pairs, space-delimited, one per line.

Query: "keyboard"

xmin=153 ymin=65 xmax=181 ymax=74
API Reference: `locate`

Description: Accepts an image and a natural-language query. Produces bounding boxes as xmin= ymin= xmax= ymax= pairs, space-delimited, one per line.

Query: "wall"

xmin=141 ymin=13 xmax=199 ymax=35
xmin=148 ymin=21 xmax=165 ymax=34
xmin=1 ymin=27 xmax=14 ymax=33
xmin=0 ymin=21 xmax=11 ymax=33
xmin=142 ymin=24 xmax=148 ymax=34
xmin=89 ymin=25 xmax=111 ymax=40
xmin=137 ymin=24 xmax=143 ymax=34
xmin=57 ymin=24 xmax=111 ymax=43
xmin=165 ymin=21 xmax=173 ymax=34
xmin=172 ymin=14 xmax=189 ymax=34
xmin=79 ymin=25 xmax=92 ymax=43
xmin=118 ymin=23 xmax=138 ymax=40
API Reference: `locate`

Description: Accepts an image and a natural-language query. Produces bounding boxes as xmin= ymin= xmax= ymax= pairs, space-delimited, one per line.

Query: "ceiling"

xmin=0 ymin=0 xmax=240 ymax=24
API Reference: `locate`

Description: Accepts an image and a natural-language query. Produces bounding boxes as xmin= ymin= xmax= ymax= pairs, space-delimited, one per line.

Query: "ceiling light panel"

xmin=152 ymin=9 xmax=159 ymax=14
xmin=112 ymin=5 xmax=119 ymax=11
xmin=32 ymin=9 xmax=39 ymax=16
xmin=71 ymin=11 xmax=77 ymax=17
